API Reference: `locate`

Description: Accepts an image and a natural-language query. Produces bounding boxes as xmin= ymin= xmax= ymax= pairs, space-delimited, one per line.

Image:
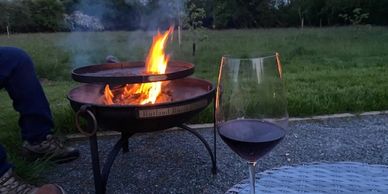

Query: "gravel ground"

xmin=45 ymin=114 xmax=388 ymax=194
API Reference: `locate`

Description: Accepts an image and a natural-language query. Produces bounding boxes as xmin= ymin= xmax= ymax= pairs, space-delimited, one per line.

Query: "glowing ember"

xmin=104 ymin=26 xmax=174 ymax=105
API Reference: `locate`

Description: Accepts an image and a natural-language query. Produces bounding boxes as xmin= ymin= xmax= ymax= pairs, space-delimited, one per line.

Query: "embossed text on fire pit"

xmin=138 ymin=99 xmax=208 ymax=118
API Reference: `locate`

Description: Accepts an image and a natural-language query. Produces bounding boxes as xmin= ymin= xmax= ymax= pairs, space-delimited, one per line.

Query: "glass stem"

xmin=248 ymin=161 xmax=257 ymax=194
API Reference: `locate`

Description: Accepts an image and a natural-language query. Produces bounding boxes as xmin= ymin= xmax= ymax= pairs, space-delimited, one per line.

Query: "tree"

xmin=60 ymin=0 xmax=80 ymax=13
xmin=184 ymin=0 xmax=207 ymax=56
xmin=214 ymin=0 xmax=279 ymax=28
xmin=307 ymin=0 xmax=326 ymax=26
xmin=214 ymin=0 xmax=235 ymax=28
xmin=0 ymin=0 xmax=36 ymax=33
xmin=254 ymin=0 xmax=278 ymax=27
xmin=366 ymin=0 xmax=388 ymax=25
xmin=102 ymin=0 xmax=141 ymax=30
xmin=289 ymin=0 xmax=310 ymax=28
xmin=25 ymin=0 xmax=66 ymax=31
xmin=339 ymin=8 xmax=369 ymax=25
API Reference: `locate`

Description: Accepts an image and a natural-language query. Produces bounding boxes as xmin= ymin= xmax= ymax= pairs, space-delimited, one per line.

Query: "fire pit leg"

xmin=121 ymin=132 xmax=130 ymax=153
xmin=178 ymin=124 xmax=217 ymax=174
xmin=89 ymin=133 xmax=134 ymax=194
xmin=101 ymin=134 xmax=132 ymax=190
xmin=76 ymin=106 xmax=106 ymax=193
xmin=89 ymin=134 xmax=104 ymax=194
xmin=213 ymin=94 xmax=217 ymax=174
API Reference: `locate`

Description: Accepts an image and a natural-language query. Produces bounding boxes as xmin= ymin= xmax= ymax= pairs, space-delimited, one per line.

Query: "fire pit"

xmin=68 ymin=63 xmax=214 ymax=132
xmin=67 ymin=27 xmax=217 ymax=194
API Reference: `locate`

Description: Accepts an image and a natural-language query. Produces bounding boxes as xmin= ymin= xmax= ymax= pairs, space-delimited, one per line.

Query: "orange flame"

xmin=104 ymin=26 xmax=174 ymax=105
xmin=136 ymin=26 xmax=173 ymax=104
xmin=104 ymin=84 xmax=114 ymax=104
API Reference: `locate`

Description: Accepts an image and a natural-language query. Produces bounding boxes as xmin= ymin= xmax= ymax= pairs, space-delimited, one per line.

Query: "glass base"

xmin=225 ymin=178 xmax=262 ymax=194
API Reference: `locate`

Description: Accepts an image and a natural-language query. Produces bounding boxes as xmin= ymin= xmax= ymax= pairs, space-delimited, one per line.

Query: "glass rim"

xmin=222 ymin=52 xmax=278 ymax=60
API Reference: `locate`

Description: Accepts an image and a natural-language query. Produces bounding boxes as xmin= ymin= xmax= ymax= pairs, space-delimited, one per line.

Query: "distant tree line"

xmin=0 ymin=0 xmax=65 ymax=32
xmin=1 ymin=0 xmax=388 ymax=33
xmin=213 ymin=0 xmax=388 ymax=28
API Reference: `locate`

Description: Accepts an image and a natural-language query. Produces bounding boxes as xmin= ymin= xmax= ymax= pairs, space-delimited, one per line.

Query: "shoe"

xmin=0 ymin=169 xmax=66 ymax=194
xmin=22 ymin=135 xmax=79 ymax=164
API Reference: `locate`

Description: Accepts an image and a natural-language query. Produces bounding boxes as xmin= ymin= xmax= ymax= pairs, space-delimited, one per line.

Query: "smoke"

xmin=59 ymin=0 xmax=187 ymax=68
xmin=138 ymin=0 xmax=186 ymax=30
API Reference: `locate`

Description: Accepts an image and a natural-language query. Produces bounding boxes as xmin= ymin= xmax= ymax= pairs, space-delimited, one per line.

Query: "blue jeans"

xmin=0 ymin=47 xmax=53 ymax=176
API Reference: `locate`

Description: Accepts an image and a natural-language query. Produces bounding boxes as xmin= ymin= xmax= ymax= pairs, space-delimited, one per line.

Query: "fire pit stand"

xmin=69 ymin=61 xmax=217 ymax=194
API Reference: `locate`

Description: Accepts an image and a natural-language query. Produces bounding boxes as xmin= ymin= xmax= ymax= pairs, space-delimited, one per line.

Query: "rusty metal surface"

xmin=72 ymin=61 xmax=194 ymax=84
xmin=67 ymin=77 xmax=215 ymax=132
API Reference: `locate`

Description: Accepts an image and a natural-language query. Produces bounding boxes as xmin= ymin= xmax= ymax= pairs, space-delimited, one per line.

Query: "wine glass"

xmin=216 ymin=53 xmax=288 ymax=194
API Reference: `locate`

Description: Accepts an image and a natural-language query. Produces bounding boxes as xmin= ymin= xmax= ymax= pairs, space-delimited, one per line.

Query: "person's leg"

xmin=0 ymin=145 xmax=12 ymax=177
xmin=0 ymin=47 xmax=79 ymax=164
xmin=0 ymin=166 xmax=66 ymax=194
xmin=0 ymin=47 xmax=75 ymax=193
xmin=0 ymin=47 xmax=53 ymax=143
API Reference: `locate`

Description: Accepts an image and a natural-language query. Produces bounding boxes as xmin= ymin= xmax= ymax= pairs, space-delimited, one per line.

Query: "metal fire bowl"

xmin=67 ymin=77 xmax=214 ymax=133
xmin=72 ymin=61 xmax=194 ymax=84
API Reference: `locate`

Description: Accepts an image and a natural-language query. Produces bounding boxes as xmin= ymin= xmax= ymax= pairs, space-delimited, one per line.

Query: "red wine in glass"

xmin=218 ymin=119 xmax=285 ymax=162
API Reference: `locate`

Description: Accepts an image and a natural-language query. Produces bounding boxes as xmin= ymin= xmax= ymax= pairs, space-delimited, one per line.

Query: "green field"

xmin=1 ymin=26 xmax=388 ymax=180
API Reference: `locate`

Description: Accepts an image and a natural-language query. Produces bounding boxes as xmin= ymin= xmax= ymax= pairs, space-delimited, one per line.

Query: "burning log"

xmin=104 ymin=82 xmax=173 ymax=105
xmin=104 ymin=26 xmax=174 ymax=105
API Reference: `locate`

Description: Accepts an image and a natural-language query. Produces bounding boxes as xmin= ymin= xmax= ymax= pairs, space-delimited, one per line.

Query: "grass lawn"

xmin=1 ymin=26 xmax=388 ymax=180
